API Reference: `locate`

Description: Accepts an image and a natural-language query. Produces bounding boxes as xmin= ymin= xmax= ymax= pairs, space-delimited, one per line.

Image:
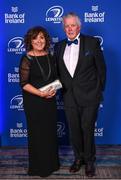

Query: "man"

xmin=54 ymin=12 xmax=106 ymax=177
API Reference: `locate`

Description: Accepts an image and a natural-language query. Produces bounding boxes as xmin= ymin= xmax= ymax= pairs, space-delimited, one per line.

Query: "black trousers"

xmin=65 ymin=104 xmax=99 ymax=163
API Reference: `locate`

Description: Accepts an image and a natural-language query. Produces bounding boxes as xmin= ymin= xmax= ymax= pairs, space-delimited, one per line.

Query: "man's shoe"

xmin=69 ymin=159 xmax=84 ymax=173
xmin=85 ymin=162 xmax=95 ymax=177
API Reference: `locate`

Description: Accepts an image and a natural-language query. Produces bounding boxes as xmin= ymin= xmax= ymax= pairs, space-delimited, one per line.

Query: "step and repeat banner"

xmin=0 ymin=0 xmax=121 ymax=146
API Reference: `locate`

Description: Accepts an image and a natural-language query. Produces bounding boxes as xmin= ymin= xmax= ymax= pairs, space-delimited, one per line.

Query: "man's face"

xmin=63 ymin=16 xmax=81 ymax=40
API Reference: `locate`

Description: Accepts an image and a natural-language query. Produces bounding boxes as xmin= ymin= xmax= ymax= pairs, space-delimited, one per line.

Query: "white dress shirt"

xmin=63 ymin=34 xmax=80 ymax=77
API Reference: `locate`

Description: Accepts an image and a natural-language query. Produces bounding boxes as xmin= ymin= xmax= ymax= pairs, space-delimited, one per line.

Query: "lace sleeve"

xmin=19 ymin=55 xmax=31 ymax=88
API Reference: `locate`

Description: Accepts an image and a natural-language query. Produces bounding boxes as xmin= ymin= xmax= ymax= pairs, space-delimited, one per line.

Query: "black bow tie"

xmin=67 ymin=39 xmax=78 ymax=46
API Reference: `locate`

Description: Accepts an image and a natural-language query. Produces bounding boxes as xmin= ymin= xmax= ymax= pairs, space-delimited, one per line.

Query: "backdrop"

xmin=1 ymin=0 xmax=121 ymax=146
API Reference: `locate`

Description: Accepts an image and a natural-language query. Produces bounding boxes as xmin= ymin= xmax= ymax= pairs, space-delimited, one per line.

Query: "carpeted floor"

xmin=0 ymin=145 xmax=121 ymax=179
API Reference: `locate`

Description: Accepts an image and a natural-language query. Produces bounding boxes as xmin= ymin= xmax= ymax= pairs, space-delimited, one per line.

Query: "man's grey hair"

xmin=62 ymin=12 xmax=81 ymax=27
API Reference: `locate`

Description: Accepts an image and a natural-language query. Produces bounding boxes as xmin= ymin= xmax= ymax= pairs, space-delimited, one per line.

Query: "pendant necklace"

xmin=33 ymin=51 xmax=51 ymax=81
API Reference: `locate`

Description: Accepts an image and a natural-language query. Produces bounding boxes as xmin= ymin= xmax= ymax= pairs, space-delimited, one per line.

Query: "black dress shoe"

xmin=85 ymin=162 xmax=95 ymax=177
xmin=69 ymin=159 xmax=84 ymax=173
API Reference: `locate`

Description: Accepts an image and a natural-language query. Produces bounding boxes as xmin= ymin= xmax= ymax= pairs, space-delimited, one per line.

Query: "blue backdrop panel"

xmin=1 ymin=0 xmax=121 ymax=146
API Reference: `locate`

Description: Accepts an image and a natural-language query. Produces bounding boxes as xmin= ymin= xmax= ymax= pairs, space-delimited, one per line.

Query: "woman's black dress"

xmin=19 ymin=54 xmax=60 ymax=177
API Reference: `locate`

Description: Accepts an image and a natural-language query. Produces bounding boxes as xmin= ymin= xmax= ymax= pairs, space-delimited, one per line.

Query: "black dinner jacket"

xmin=54 ymin=34 xmax=106 ymax=107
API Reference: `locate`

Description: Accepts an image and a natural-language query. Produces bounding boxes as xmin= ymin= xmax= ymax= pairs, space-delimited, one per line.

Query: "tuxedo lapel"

xmin=59 ymin=40 xmax=66 ymax=61
xmin=73 ymin=35 xmax=84 ymax=77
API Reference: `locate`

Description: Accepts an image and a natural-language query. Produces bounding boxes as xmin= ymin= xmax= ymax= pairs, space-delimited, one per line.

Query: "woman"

xmin=19 ymin=26 xmax=60 ymax=177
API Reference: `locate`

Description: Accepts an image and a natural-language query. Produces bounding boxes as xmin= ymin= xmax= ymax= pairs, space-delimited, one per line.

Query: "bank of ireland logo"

xmin=57 ymin=122 xmax=65 ymax=137
xmin=10 ymin=95 xmax=23 ymax=111
xmin=17 ymin=122 xmax=23 ymax=128
xmin=92 ymin=5 xmax=98 ymax=12
xmin=94 ymin=121 xmax=104 ymax=137
xmin=8 ymin=37 xmax=25 ymax=54
xmin=10 ymin=122 xmax=27 ymax=138
xmin=11 ymin=6 xmax=18 ymax=13
xmin=5 ymin=6 xmax=25 ymax=24
xmin=46 ymin=6 xmax=64 ymax=23
xmin=84 ymin=5 xmax=105 ymax=23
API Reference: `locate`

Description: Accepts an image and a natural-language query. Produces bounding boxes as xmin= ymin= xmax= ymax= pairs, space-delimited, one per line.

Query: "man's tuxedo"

xmin=54 ymin=33 xmax=106 ymax=162
xmin=54 ymin=34 xmax=106 ymax=108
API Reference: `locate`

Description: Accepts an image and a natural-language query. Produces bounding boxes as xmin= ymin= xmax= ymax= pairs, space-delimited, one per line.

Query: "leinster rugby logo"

xmin=57 ymin=122 xmax=65 ymax=137
xmin=94 ymin=35 xmax=104 ymax=50
xmin=46 ymin=6 xmax=64 ymax=23
xmin=8 ymin=37 xmax=25 ymax=54
xmin=10 ymin=95 xmax=23 ymax=111
xmin=8 ymin=37 xmax=24 ymax=48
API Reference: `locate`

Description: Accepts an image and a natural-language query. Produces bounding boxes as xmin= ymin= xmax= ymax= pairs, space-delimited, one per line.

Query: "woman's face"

xmin=31 ymin=32 xmax=46 ymax=51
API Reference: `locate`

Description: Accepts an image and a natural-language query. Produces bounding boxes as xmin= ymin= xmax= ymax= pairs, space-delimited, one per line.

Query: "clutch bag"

xmin=39 ymin=79 xmax=62 ymax=91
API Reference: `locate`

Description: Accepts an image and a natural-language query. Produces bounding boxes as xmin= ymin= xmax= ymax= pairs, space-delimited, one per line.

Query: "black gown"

xmin=19 ymin=54 xmax=60 ymax=177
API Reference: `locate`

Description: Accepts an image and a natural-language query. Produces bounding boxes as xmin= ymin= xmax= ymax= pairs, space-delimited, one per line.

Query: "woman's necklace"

xmin=33 ymin=51 xmax=51 ymax=81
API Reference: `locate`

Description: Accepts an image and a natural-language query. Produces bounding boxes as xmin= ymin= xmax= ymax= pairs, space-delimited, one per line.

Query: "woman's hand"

xmin=39 ymin=87 xmax=56 ymax=98
xmin=23 ymin=84 xmax=56 ymax=98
